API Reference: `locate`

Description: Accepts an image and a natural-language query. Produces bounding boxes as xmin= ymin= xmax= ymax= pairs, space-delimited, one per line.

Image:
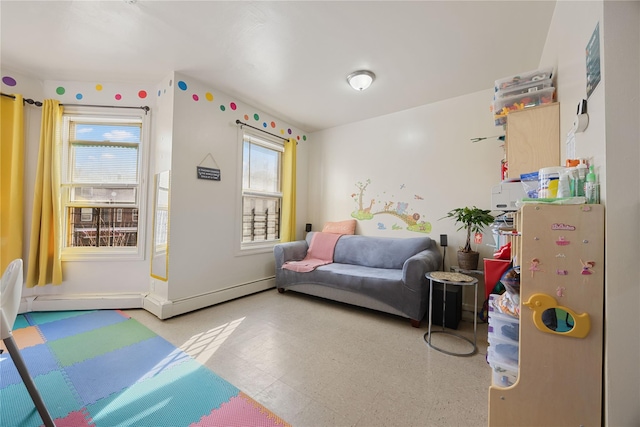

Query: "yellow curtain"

xmin=280 ymin=138 xmax=297 ymax=242
xmin=27 ymin=100 xmax=63 ymax=287
xmin=0 ymin=94 xmax=24 ymax=273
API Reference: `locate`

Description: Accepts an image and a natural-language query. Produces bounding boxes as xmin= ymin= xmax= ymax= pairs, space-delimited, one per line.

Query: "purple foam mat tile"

xmin=0 ymin=343 xmax=59 ymax=387
xmin=36 ymin=310 xmax=128 ymax=341
xmin=64 ymin=335 xmax=191 ymax=405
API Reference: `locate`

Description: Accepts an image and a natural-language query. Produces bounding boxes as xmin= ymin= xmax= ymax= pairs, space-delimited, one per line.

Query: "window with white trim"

xmin=241 ymin=131 xmax=282 ymax=248
xmin=61 ymin=108 xmax=148 ymax=259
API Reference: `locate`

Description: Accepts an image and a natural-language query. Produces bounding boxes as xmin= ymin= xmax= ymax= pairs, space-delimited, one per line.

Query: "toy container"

xmin=493 ymin=87 xmax=556 ymax=126
xmin=494 ymin=67 xmax=554 ymax=92
xmin=495 ymin=78 xmax=553 ymax=99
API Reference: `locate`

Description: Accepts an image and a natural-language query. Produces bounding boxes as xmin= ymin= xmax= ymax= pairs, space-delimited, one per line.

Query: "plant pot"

xmin=457 ymin=250 xmax=480 ymax=270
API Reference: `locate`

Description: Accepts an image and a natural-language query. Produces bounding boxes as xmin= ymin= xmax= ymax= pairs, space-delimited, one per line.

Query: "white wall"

xmin=308 ymin=89 xmax=504 ymax=269
xmin=539 ymin=1 xmax=640 ymax=425
xmin=601 ymin=2 xmax=640 ymax=425
xmin=5 ymin=70 xmax=310 ymax=317
xmin=2 ymin=71 xmax=154 ymax=308
xmin=144 ymin=72 xmax=309 ymax=318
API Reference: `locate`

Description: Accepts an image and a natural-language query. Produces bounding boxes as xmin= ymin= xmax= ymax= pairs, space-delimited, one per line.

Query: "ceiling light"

xmin=347 ymin=70 xmax=375 ymax=91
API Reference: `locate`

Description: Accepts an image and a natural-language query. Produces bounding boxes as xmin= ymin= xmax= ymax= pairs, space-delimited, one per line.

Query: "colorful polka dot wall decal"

xmin=205 ymin=92 xmax=214 ymax=102
xmin=96 ymin=84 xmax=103 ymax=91
xmin=138 ymin=90 xmax=147 ymax=99
xmin=2 ymin=76 xmax=17 ymax=86
xmin=220 ymin=105 xmax=226 ymax=111
xmin=253 ymin=113 xmax=259 ymax=121
xmin=287 ymin=129 xmax=292 ymax=134
xmin=177 ymin=81 xmax=187 ymax=91
xmin=76 ymin=93 xmax=83 ymax=100
xmin=230 ymin=102 xmax=237 ymax=110
xmin=192 ymin=94 xmax=199 ymax=101
xmin=263 ymin=122 xmax=268 ymax=128
xmin=56 ymin=87 xmax=66 ymax=95
xmin=115 ymin=94 xmax=122 ymax=100
xmin=158 ymin=90 xmax=161 ymax=97
xmin=244 ymin=114 xmax=249 ymax=121
xmin=270 ymin=121 xmax=276 ymax=128
xmin=303 ymin=135 xmax=307 ymax=141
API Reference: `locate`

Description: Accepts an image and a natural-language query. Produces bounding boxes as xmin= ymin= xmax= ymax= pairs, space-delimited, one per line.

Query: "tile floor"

xmin=126 ymin=289 xmax=490 ymax=427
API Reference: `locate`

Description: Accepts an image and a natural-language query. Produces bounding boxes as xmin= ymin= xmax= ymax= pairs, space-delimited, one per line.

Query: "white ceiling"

xmin=1 ymin=1 xmax=557 ymax=132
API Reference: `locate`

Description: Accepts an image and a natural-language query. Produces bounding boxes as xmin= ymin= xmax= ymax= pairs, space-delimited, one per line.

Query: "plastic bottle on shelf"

xmin=568 ymin=167 xmax=579 ymax=197
xmin=557 ymin=170 xmax=571 ymax=198
xmin=584 ymin=165 xmax=599 ymax=204
xmin=576 ymin=163 xmax=588 ymax=197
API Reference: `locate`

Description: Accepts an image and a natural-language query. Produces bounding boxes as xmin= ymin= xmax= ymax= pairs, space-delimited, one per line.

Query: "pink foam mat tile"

xmin=191 ymin=392 xmax=291 ymax=427
xmin=51 ymin=408 xmax=93 ymax=427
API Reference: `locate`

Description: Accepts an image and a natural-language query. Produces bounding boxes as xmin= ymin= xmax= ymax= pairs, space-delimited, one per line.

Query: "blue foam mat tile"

xmin=87 ymin=359 xmax=240 ymax=427
xmin=37 ymin=310 xmax=127 ymax=341
xmin=0 ymin=344 xmax=59 ymax=387
xmin=0 ymin=370 xmax=82 ymax=427
xmin=65 ymin=335 xmax=191 ymax=405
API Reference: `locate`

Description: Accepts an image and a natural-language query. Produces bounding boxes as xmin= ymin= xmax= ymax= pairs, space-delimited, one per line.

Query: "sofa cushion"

xmin=322 ymin=219 xmax=357 ymax=235
xmin=333 ymin=234 xmax=432 ymax=269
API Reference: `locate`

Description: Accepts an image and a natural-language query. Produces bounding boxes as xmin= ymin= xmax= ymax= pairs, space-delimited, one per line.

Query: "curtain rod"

xmin=1 ymin=92 xmax=150 ymax=112
xmin=235 ymin=119 xmax=290 ymax=142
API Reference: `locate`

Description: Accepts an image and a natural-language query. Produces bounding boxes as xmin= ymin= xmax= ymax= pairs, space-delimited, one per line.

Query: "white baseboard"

xmin=143 ymin=277 xmax=275 ymax=319
xmin=19 ymin=293 xmax=145 ymax=314
xmin=16 ymin=278 xmax=276 ymax=320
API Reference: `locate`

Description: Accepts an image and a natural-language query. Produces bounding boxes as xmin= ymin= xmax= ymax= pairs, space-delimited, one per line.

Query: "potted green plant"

xmin=441 ymin=206 xmax=495 ymax=270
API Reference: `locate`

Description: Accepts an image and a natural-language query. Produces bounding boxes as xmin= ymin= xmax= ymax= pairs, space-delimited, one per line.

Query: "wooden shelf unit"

xmin=488 ymin=204 xmax=604 ymax=427
xmin=506 ymin=103 xmax=560 ymax=180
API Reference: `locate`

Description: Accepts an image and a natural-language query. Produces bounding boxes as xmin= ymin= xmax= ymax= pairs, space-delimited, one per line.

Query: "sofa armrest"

xmin=273 ymin=240 xmax=309 ymax=269
xmin=402 ymin=248 xmax=443 ymax=291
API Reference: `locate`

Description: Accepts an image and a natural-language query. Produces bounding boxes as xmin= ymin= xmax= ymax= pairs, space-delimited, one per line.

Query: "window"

xmin=241 ymin=131 xmax=283 ymax=248
xmin=61 ymin=108 xmax=148 ymax=259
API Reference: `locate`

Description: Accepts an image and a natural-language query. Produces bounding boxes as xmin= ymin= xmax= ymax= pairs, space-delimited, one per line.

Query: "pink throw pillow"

xmin=322 ymin=220 xmax=356 ymax=235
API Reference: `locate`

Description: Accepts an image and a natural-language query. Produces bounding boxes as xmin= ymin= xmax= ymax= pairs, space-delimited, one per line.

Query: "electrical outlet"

xmin=440 ymin=234 xmax=448 ymax=247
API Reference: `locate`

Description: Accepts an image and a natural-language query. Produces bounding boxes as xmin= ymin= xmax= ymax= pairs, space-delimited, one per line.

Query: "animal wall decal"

xmin=351 ymin=179 xmax=432 ymax=233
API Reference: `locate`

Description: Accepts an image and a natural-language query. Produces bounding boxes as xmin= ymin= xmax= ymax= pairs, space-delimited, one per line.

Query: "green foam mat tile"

xmin=25 ymin=310 xmax=93 ymax=326
xmin=48 ymin=318 xmax=157 ymax=367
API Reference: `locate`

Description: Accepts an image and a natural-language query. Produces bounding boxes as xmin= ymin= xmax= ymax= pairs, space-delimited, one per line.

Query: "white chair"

xmin=1 ymin=259 xmax=56 ymax=427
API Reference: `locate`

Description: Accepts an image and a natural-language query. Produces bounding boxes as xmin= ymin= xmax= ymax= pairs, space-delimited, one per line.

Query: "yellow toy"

xmin=523 ymin=293 xmax=591 ymax=338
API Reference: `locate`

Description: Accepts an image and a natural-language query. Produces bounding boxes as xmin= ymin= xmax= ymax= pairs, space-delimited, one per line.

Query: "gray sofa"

xmin=274 ymin=232 xmax=442 ymax=327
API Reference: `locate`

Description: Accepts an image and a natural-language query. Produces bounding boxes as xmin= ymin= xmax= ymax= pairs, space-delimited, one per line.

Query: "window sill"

xmin=61 ymin=248 xmax=143 ymax=262
xmin=237 ymin=241 xmax=280 ymax=257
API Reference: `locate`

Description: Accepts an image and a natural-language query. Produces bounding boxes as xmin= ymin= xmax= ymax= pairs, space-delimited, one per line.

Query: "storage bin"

xmin=495 ymin=78 xmax=553 ymax=99
xmin=489 ymin=310 xmax=520 ymax=343
xmin=488 ymin=334 xmax=519 ymax=364
xmin=488 ymin=293 xmax=520 ymax=319
xmin=488 ymin=347 xmax=519 ymax=387
xmin=494 ymin=67 xmax=553 ymax=92
xmin=493 ymin=87 xmax=556 ymax=126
